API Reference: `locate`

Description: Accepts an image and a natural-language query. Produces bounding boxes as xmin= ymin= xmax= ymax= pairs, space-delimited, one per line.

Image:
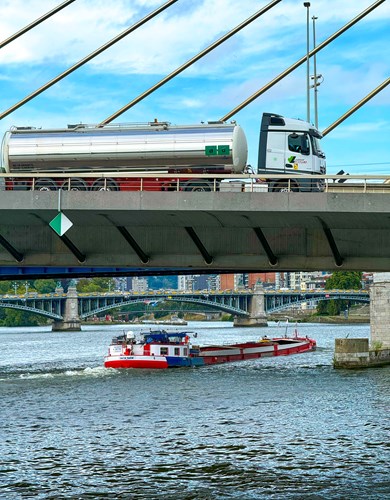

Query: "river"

xmin=0 ymin=322 xmax=389 ymax=499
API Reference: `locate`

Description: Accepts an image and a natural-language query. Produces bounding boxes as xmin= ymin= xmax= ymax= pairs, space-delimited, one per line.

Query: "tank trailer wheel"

xmin=34 ymin=178 xmax=58 ymax=191
xmin=182 ymin=181 xmax=213 ymax=192
xmin=61 ymin=178 xmax=88 ymax=191
xmin=91 ymin=178 xmax=119 ymax=191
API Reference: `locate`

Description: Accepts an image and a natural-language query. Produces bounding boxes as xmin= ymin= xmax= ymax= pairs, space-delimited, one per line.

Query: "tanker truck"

xmin=0 ymin=112 xmax=325 ymax=192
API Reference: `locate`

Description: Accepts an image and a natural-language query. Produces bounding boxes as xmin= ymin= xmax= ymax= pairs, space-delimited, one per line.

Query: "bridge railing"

xmin=1 ymin=172 xmax=390 ymax=193
xmin=0 ymin=288 xmax=369 ymax=300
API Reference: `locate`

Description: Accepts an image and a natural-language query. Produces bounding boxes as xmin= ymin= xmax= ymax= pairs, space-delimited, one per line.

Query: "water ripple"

xmin=0 ymin=323 xmax=389 ymax=499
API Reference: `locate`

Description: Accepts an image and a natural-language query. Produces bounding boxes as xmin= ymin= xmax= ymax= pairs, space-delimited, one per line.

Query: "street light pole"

xmin=312 ymin=15 xmax=319 ymax=128
xmin=304 ymin=2 xmax=311 ymax=123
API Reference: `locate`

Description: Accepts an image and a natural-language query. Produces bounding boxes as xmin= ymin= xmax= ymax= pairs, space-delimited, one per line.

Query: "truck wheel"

xmin=61 ymin=178 xmax=88 ymax=191
xmin=34 ymin=178 xmax=57 ymax=191
xmin=91 ymin=178 xmax=119 ymax=191
xmin=272 ymin=182 xmax=298 ymax=193
xmin=182 ymin=181 xmax=213 ymax=192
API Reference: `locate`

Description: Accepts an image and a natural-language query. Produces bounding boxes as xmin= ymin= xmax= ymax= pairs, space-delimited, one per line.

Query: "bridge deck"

xmin=0 ymin=191 xmax=389 ymax=275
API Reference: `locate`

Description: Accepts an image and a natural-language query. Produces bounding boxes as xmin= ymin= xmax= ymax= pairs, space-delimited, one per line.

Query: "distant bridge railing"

xmin=1 ymin=172 xmax=390 ymax=193
xmin=0 ymin=288 xmax=370 ymax=320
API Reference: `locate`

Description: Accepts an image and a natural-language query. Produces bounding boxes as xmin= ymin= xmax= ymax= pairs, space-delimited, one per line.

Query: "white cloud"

xmin=1 ymin=0 xmax=389 ymax=71
xmin=0 ymin=0 xmax=389 ymax=174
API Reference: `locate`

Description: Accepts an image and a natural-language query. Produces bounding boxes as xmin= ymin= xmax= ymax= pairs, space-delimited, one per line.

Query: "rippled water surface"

xmin=1 ymin=322 xmax=389 ymax=499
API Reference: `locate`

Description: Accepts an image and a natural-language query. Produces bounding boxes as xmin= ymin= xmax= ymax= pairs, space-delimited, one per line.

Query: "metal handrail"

xmin=1 ymin=172 xmax=390 ymax=192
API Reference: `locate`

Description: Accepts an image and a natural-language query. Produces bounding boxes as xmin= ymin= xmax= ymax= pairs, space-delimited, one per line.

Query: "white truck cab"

xmin=258 ymin=113 xmax=326 ymax=192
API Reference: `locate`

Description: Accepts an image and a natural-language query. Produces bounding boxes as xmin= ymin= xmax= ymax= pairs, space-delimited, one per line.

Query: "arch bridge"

xmin=0 ymin=288 xmax=369 ymax=329
xmin=264 ymin=289 xmax=369 ymax=313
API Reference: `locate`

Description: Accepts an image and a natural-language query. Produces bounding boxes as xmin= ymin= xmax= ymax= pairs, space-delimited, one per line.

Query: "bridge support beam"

xmin=234 ymin=285 xmax=267 ymax=327
xmin=334 ymin=273 xmax=390 ymax=368
xmin=52 ymin=283 xmax=81 ymax=331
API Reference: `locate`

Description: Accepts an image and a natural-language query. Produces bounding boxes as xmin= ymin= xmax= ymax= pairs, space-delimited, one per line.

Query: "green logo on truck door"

xmin=205 ymin=145 xmax=230 ymax=156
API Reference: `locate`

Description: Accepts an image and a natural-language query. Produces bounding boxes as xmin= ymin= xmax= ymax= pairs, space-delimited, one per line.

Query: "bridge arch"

xmin=79 ymin=296 xmax=249 ymax=319
xmin=0 ymin=301 xmax=62 ymax=320
xmin=265 ymin=294 xmax=369 ymax=313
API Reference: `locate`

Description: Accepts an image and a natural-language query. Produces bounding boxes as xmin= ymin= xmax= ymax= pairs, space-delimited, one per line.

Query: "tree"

xmin=0 ymin=281 xmax=13 ymax=294
xmin=0 ymin=308 xmax=43 ymax=327
xmin=33 ymin=279 xmax=57 ymax=293
xmin=77 ymin=278 xmax=115 ymax=293
xmin=325 ymin=271 xmax=363 ymax=290
xmin=316 ymin=300 xmax=329 ymax=315
xmin=317 ymin=271 xmax=363 ymax=316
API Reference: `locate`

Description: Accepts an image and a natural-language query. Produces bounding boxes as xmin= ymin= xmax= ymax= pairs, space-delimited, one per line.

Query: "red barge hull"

xmin=104 ymin=331 xmax=316 ymax=369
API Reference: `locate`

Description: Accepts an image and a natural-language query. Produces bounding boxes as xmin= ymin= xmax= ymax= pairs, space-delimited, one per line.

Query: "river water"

xmin=0 ymin=322 xmax=389 ymax=499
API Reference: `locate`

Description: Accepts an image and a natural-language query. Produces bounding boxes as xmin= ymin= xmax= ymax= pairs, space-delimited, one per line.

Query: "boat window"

xmin=174 ymin=347 xmax=180 ymax=356
xmin=183 ymin=348 xmax=188 ymax=356
xmin=160 ymin=347 xmax=168 ymax=355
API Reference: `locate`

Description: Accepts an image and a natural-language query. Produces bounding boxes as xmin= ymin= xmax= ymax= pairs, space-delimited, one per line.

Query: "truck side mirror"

xmin=300 ymin=136 xmax=310 ymax=155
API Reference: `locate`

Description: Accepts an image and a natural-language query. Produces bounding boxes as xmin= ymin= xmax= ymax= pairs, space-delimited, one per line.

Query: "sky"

xmin=0 ymin=0 xmax=389 ymax=175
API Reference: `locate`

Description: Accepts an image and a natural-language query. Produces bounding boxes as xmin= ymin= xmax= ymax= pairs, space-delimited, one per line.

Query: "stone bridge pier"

xmin=52 ymin=283 xmax=81 ymax=332
xmin=234 ymin=285 xmax=268 ymax=327
xmin=370 ymin=273 xmax=390 ymax=348
xmin=334 ymin=273 xmax=390 ymax=368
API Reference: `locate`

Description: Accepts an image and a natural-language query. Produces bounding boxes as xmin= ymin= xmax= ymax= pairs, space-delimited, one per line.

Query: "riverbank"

xmin=268 ymin=304 xmax=370 ymax=325
xmin=291 ymin=315 xmax=369 ymax=324
xmin=83 ymin=315 xmax=370 ymax=327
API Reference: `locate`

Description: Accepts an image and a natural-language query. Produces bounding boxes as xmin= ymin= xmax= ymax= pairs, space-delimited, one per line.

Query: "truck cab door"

xmin=264 ymin=131 xmax=286 ymax=172
xmin=285 ymin=132 xmax=313 ymax=174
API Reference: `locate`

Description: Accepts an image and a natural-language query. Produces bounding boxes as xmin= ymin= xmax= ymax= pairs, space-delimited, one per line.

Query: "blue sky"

xmin=0 ymin=0 xmax=389 ymax=174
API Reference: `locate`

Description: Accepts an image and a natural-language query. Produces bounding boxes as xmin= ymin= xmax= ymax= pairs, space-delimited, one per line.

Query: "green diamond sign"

xmin=49 ymin=212 xmax=73 ymax=236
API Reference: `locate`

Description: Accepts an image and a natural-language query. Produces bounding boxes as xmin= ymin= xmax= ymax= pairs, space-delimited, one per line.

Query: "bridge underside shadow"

xmin=0 ymin=192 xmax=389 ymax=279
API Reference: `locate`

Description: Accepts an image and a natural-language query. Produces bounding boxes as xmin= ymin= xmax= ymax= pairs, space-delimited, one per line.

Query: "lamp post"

xmin=303 ymin=2 xmax=311 ymax=123
xmin=311 ymin=15 xmax=323 ymax=129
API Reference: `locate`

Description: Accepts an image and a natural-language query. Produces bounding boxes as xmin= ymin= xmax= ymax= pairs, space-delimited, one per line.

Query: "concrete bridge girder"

xmin=1 ymin=192 xmax=390 ymax=275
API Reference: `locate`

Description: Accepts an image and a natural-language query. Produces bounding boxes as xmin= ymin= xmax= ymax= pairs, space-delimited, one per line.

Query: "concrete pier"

xmin=370 ymin=273 xmax=390 ymax=348
xmin=334 ymin=273 xmax=390 ymax=368
xmin=333 ymin=338 xmax=390 ymax=368
xmin=52 ymin=283 xmax=81 ymax=331
xmin=234 ymin=285 xmax=268 ymax=327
